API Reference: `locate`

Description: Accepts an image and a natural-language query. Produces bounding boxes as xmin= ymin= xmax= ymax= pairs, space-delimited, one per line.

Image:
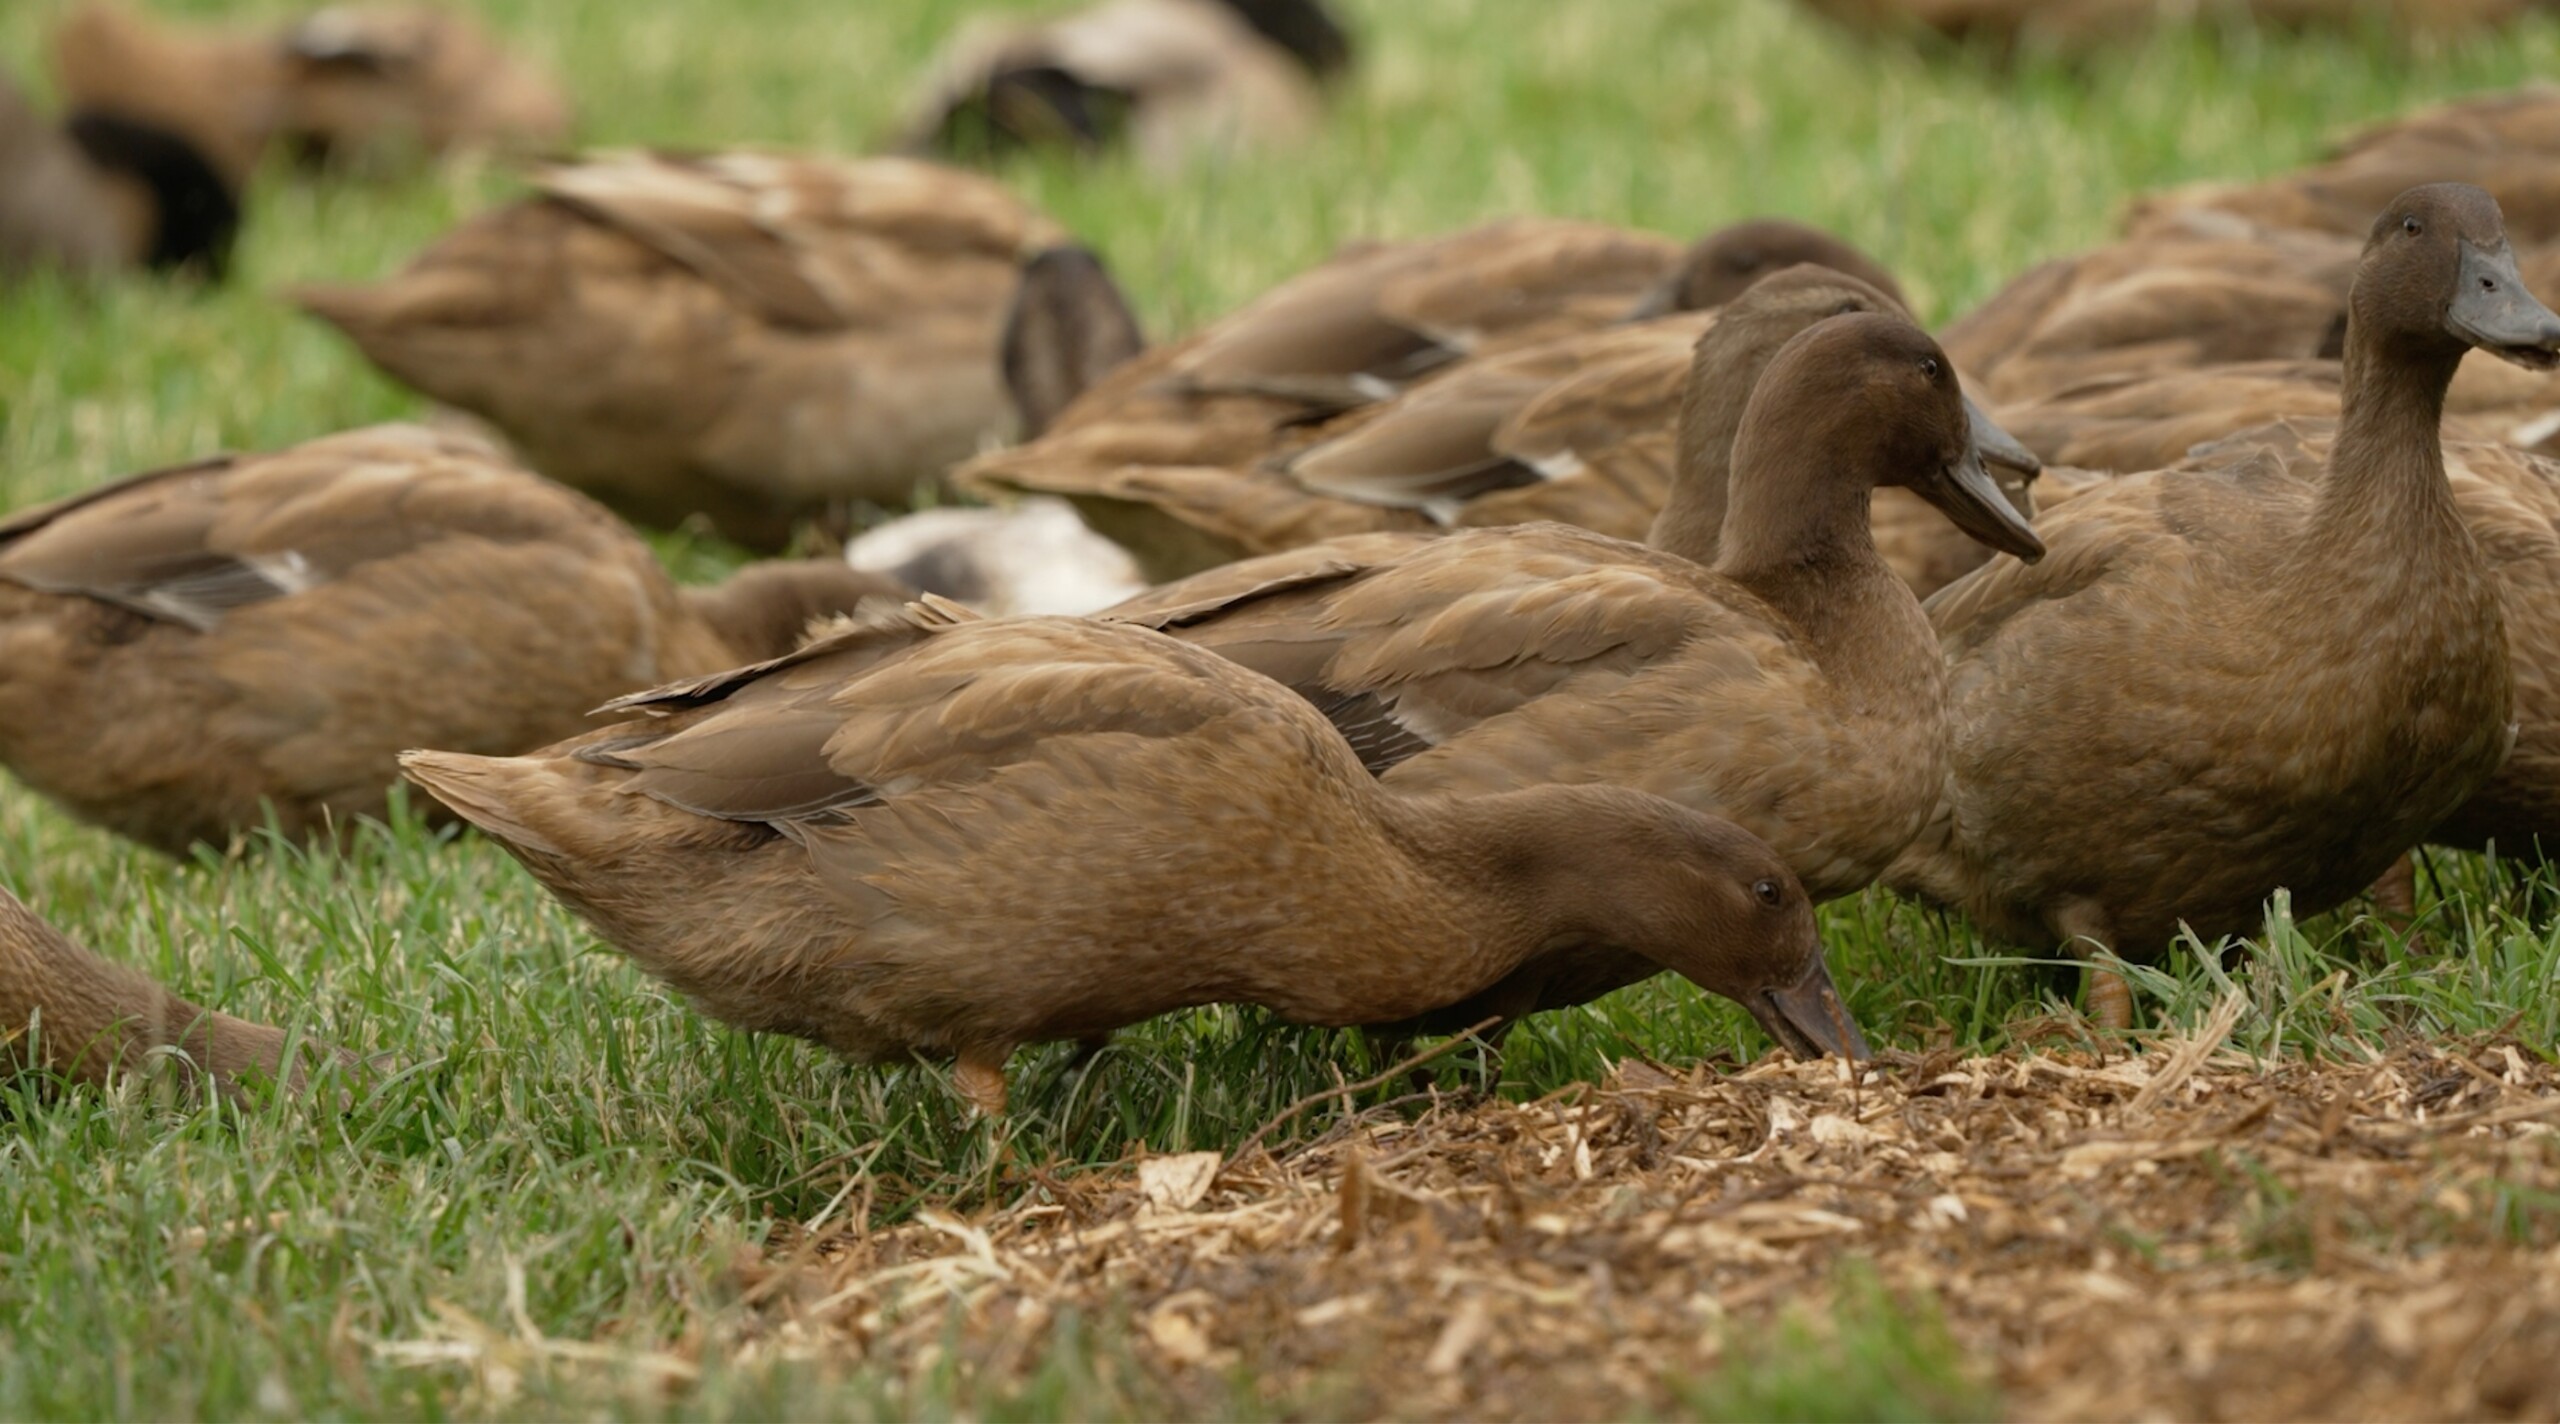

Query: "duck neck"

xmin=1645 ymin=364 xmax=1752 ymax=564
xmin=1368 ymin=790 xmax=1632 ymax=977
xmin=1710 ymin=449 xmax=1904 ymax=658
xmin=2312 ymin=326 xmax=2465 ymax=550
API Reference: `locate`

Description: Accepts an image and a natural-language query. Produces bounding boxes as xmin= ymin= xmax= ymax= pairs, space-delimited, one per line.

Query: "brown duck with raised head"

xmin=1096 ymin=266 xmax=2023 ymax=624
xmin=400 ymin=603 xmax=1866 ymax=1114
xmin=0 ymin=425 xmax=903 ymax=856
xmin=1274 ymin=263 xmax=2039 ymax=596
xmin=2042 ymin=415 xmax=2560 ymax=862
xmin=0 ymin=887 xmax=303 ymax=1097
xmin=970 ymin=222 xmax=1926 ymax=581
xmin=1888 ymin=184 xmax=2560 ymax=1027
xmin=1109 ymin=313 xmax=2043 ymax=1030
xmin=295 ymin=151 xmax=1063 ymax=550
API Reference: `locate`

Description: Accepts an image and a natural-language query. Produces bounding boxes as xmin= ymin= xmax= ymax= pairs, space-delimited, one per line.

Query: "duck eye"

xmin=2402 ymin=215 xmax=2423 ymax=236
xmin=1753 ymin=878 xmax=1784 ymax=908
xmin=1918 ymin=357 xmax=1942 ymax=379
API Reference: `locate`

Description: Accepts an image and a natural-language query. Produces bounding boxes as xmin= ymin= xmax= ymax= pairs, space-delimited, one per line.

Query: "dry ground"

xmin=674 ymin=1005 xmax=2560 ymax=1420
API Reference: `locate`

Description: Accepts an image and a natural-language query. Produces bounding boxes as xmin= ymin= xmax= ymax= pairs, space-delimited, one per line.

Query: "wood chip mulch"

xmin=727 ymin=1002 xmax=2560 ymax=1421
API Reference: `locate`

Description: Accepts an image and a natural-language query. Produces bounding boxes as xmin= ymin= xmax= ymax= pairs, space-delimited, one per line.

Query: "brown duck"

xmin=969 ymin=219 xmax=1911 ymax=580
xmin=1794 ymin=0 xmax=2550 ymax=55
xmin=1104 ymin=312 xmax=2042 ymax=1030
xmin=274 ymin=4 xmax=572 ymax=171
xmin=2135 ymin=87 xmax=2560 ymax=250
xmin=295 ymin=151 xmax=1064 ymax=549
xmin=1888 ymin=184 xmax=2559 ymax=1028
xmin=0 ymin=425 xmax=902 ymax=856
xmin=0 ymin=886 xmax=306 ymax=1096
xmin=896 ymin=0 xmax=1350 ymax=170
xmin=1091 ymin=266 xmax=2022 ymax=623
xmin=0 ymin=67 xmax=241 ymax=280
xmin=400 ymin=602 xmax=1866 ymax=1115
xmin=2034 ymin=414 xmax=2560 ymax=862
xmin=1984 ymin=239 xmax=2560 ymax=471
xmin=48 ymin=1 xmax=279 ymax=197
xmin=1275 ymin=264 xmax=2040 ymax=598
xmin=1939 ymin=218 xmax=2361 ymax=406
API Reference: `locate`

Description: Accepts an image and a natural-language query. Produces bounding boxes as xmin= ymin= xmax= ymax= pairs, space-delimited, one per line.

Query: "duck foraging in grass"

xmin=1100 ymin=310 xmax=2040 ymax=1035
xmin=400 ymin=601 xmax=1865 ymax=1116
xmin=1888 ymin=183 xmax=2559 ymax=1028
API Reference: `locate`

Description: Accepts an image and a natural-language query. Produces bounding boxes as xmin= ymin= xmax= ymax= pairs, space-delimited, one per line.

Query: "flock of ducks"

xmin=8 ymin=0 xmax=2560 ymax=1115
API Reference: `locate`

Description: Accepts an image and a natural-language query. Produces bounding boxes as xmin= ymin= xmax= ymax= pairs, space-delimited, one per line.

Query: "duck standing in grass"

xmin=1888 ymin=185 xmax=2559 ymax=1027
xmin=401 ymin=602 xmax=1865 ymax=1115
xmin=0 ymin=425 xmax=902 ymax=856
xmin=1105 ymin=312 xmax=2041 ymax=1031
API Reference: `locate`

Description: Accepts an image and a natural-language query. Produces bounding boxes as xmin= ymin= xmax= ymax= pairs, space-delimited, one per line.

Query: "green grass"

xmin=1677 ymin=1264 xmax=1999 ymax=1424
xmin=8 ymin=0 xmax=2560 ymax=1416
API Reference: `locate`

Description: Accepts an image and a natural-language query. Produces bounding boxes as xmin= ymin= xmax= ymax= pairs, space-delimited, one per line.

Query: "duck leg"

xmin=2053 ymin=899 xmax=2134 ymax=1032
xmin=953 ymin=1048 xmax=1010 ymax=1118
xmin=2371 ymin=852 xmax=2421 ymax=941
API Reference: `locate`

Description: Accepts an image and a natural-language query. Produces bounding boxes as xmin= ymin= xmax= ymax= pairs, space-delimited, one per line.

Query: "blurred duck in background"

xmin=273 ymin=4 xmax=572 ymax=172
xmin=295 ymin=151 xmax=1066 ymax=550
xmin=1794 ymin=0 xmax=2556 ymax=56
xmin=2 ymin=0 xmax=277 ymax=280
xmin=898 ymin=0 xmax=1352 ymax=170
xmin=2133 ymin=86 xmax=2560 ymax=250
xmin=0 ymin=67 xmax=239 ymax=279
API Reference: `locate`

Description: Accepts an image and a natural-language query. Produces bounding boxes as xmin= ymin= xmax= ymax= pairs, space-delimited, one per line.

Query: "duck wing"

xmin=1118 ymin=524 xmax=1724 ymax=775
xmin=0 ymin=425 xmax=557 ymax=629
xmin=584 ymin=600 xmax=1307 ymax=827
xmin=534 ymin=150 xmax=1053 ymax=331
xmin=1280 ymin=316 xmax=1703 ymax=523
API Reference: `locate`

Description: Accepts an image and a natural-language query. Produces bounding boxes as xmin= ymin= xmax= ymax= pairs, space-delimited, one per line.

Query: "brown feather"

xmin=0 ymin=425 xmax=903 ymax=855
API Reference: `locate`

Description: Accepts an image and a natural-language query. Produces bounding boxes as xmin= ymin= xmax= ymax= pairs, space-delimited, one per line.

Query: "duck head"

xmin=1738 ymin=313 xmax=2046 ymax=563
xmin=1002 ymin=245 xmax=1149 ymax=438
xmin=1532 ymin=788 xmax=1868 ymax=1060
xmin=1632 ymin=218 xmax=1908 ymax=319
xmin=2356 ymin=183 xmax=2560 ymax=373
xmin=1576 ymin=788 xmax=1863 ymax=1055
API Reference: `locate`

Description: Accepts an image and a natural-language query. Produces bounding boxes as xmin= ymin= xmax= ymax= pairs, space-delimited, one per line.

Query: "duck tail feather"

xmin=397 ymin=750 xmax=569 ymax=857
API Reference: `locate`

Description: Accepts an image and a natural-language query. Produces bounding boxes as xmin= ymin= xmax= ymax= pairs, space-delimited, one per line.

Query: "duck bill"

xmin=1965 ymin=391 xmax=2043 ymax=525
xmin=1747 ymin=957 xmax=1872 ymax=1062
xmin=1920 ymin=437 xmax=2046 ymax=564
xmin=2447 ymin=242 xmax=2560 ymax=371
xmin=1966 ymin=393 xmax=2041 ymax=481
